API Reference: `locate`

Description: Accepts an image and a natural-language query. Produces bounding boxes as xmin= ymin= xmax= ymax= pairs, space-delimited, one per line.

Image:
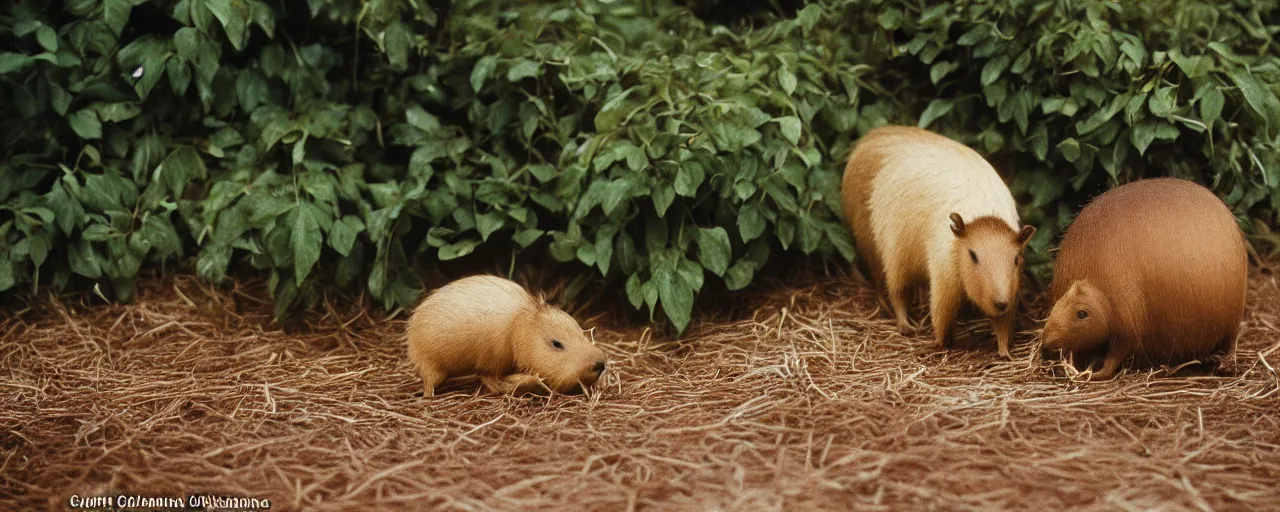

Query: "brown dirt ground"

xmin=2 ymin=265 xmax=1279 ymax=512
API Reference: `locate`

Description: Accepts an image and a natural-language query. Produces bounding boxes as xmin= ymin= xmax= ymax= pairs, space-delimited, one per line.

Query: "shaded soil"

xmin=2 ymin=268 xmax=1279 ymax=511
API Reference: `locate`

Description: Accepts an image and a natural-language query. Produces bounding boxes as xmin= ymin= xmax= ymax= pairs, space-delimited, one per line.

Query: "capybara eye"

xmin=551 ymin=340 xmax=565 ymax=350
xmin=969 ymin=249 xmax=978 ymax=264
xmin=1076 ymin=310 xmax=1088 ymax=320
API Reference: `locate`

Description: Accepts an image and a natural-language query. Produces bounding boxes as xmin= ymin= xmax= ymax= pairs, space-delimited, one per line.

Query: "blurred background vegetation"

xmin=1 ymin=0 xmax=1278 ymax=332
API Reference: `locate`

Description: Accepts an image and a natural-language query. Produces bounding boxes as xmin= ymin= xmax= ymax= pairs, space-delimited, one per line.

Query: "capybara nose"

xmin=592 ymin=360 xmax=606 ymax=374
xmin=994 ymin=300 xmax=1009 ymax=312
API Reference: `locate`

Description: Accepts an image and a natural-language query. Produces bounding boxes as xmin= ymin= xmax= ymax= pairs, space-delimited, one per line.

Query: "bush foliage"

xmin=2 ymin=0 xmax=1279 ymax=332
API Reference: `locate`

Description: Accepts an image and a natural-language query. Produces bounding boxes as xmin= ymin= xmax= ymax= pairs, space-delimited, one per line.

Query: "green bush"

xmin=1 ymin=0 xmax=1278 ymax=333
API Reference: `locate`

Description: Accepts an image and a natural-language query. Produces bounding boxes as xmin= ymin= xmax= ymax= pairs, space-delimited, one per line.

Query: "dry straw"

xmin=2 ymin=267 xmax=1279 ymax=511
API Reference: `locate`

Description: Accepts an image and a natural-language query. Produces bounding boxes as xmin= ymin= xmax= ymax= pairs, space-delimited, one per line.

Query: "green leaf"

xmin=778 ymin=67 xmax=797 ymax=96
xmin=796 ymin=4 xmax=821 ymax=34
xmin=1131 ymin=119 xmax=1163 ymax=155
xmin=0 ymin=260 xmax=14 ymax=293
xmin=594 ymin=87 xmax=636 ymax=132
xmin=528 ymin=164 xmax=556 ymax=183
xmin=603 ymin=178 xmax=632 ymax=215
xmin=696 ymin=227 xmax=732 ymax=276
xmin=877 ymin=8 xmax=904 ymax=29
xmin=328 ymin=215 xmax=363 ymax=257
xmin=292 ymin=203 xmax=323 ymax=285
xmin=1170 ymin=51 xmax=1213 ymax=79
xmin=656 ymin=270 xmax=693 ymax=333
xmin=1075 ymin=102 xmax=1121 ymax=135
xmin=1200 ymin=87 xmax=1224 ymax=128
xmin=1148 ymin=87 xmax=1176 ymax=119
xmin=1057 ymin=138 xmax=1081 ymax=162
xmin=652 ymin=186 xmax=675 ymax=218
xmin=825 ymin=222 xmax=856 ymax=261
xmin=382 ymin=21 xmax=412 ymax=70
xmin=676 ymin=258 xmax=704 ymax=293
xmin=439 ymin=239 xmax=479 ymax=261
xmin=625 ymin=274 xmax=643 ymax=309
xmin=576 ymin=244 xmax=597 ymax=267
xmin=1010 ymin=50 xmax=1033 ymax=75
xmin=738 ymin=203 xmax=766 ymax=242
xmin=594 ymin=227 xmax=615 ymax=276
xmin=476 ymin=212 xmax=505 ymax=241
xmin=776 ymin=116 xmax=802 ymax=145
xmin=917 ymin=99 xmax=953 ymax=129
xmin=1228 ymin=68 xmax=1280 ymax=133
xmin=513 ymin=228 xmax=544 ymax=248
xmin=36 ymin=25 xmax=58 ymax=52
xmin=69 ymin=240 xmax=103 ymax=279
xmin=174 ymin=27 xmax=202 ymax=61
xmin=116 ymin=36 xmax=171 ymax=100
xmin=406 ymin=105 xmax=441 ymax=133
xmin=930 ymin=61 xmax=958 ymax=85
xmin=141 ymin=216 xmax=181 ymax=258
xmin=0 ymin=53 xmax=32 ymax=74
xmin=94 ymin=102 xmax=142 ymax=123
xmin=507 ymin=58 xmax=541 ymax=82
xmin=723 ymin=259 xmax=755 ymax=291
xmin=205 ymin=0 xmax=251 ymax=50
xmin=50 ymin=84 xmax=71 ymax=116
xmin=104 ymin=0 xmax=134 ymax=35
xmin=68 ymin=110 xmax=103 ymax=139
xmin=471 ymin=55 xmax=498 ymax=92
xmin=707 ymin=118 xmax=762 ymax=152
xmin=981 ymin=55 xmax=1011 ymax=86
xmin=158 ymin=146 xmax=207 ymax=197
xmin=674 ymin=163 xmax=705 ymax=197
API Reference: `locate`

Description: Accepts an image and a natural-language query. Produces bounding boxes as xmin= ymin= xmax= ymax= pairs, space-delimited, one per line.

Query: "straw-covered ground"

xmin=3 ymin=263 xmax=1279 ymax=511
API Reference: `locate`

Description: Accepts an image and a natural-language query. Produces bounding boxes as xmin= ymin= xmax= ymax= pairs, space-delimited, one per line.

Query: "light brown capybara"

xmin=1041 ymin=177 xmax=1248 ymax=379
xmin=406 ymin=275 xmax=607 ymax=396
xmin=841 ymin=125 xmax=1036 ymax=358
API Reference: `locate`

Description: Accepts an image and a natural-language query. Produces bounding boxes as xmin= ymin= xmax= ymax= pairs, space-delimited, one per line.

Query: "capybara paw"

xmin=506 ymin=374 xmax=551 ymax=396
xmin=997 ymin=344 xmax=1013 ymax=360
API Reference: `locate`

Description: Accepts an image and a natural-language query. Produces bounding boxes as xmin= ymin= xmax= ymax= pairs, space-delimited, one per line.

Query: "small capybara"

xmin=1041 ymin=177 xmax=1248 ymax=379
xmin=406 ymin=275 xmax=608 ymax=396
xmin=841 ymin=125 xmax=1036 ymax=358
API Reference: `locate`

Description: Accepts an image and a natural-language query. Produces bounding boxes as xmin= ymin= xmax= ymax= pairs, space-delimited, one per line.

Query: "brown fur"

xmin=841 ymin=126 xmax=1036 ymax=358
xmin=406 ymin=275 xmax=607 ymax=396
xmin=1042 ymin=177 xmax=1248 ymax=379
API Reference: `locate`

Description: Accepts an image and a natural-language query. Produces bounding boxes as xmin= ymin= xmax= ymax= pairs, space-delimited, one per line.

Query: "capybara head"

xmin=1042 ymin=280 xmax=1111 ymax=353
xmin=511 ymin=303 xmax=607 ymax=393
xmin=949 ymin=213 xmax=1036 ymax=317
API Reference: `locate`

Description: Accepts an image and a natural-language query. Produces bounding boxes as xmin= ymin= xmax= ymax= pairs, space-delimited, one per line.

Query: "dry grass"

xmin=2 ymin=266 xmax=1280 ymax=512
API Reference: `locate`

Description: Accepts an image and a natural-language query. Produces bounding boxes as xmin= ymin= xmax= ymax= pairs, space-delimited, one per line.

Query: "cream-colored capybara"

xmin=841 ymin=125 xmax=1036 ymax=358
xmin=406 ymin=275 xmax=607 ymax=396
xmin=1041 ymin=177 xmax=1248 ymax=380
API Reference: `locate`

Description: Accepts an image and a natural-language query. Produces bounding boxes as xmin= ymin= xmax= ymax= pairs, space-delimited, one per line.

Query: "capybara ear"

xmin=949 ymin=213 xmax=966 ymax=237
xmin=1017 ymin=225 xmax=1036 ymax=245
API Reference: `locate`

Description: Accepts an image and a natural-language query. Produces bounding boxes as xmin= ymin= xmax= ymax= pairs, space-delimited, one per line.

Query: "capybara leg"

xmin=1209 ymin=329 xmax=1241 ymax=374
xmin=479 ymin=375 xmax=508 ymax=394
xmin=848 ymin=263 xmax=870 ymax=286
xmin=480 ymin=374 xmax=549 ymax=395
xmin=419 ymin=366 xmax=445 ymax=397
xmin=885 ymin=270 xmax=915 ymax=333
xmin=504 ymin=374 xmax=551 ymax=396
xmin=991 ymin=309 xmax=1016 ymax=360
xmin=929 ymin=278 xmax=961 ymax=349
xmin=1092 ymin=350 xmax=1126 ymax=381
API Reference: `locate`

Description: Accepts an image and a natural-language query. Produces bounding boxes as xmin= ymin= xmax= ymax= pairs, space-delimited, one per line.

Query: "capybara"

xmin=841 ymin=125 xmax=1036 ymax=358
xmin=1041 ymin=177 xmax=1248 ymax=379
xmin=406 ymin=275 xmax=608 ymax=396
